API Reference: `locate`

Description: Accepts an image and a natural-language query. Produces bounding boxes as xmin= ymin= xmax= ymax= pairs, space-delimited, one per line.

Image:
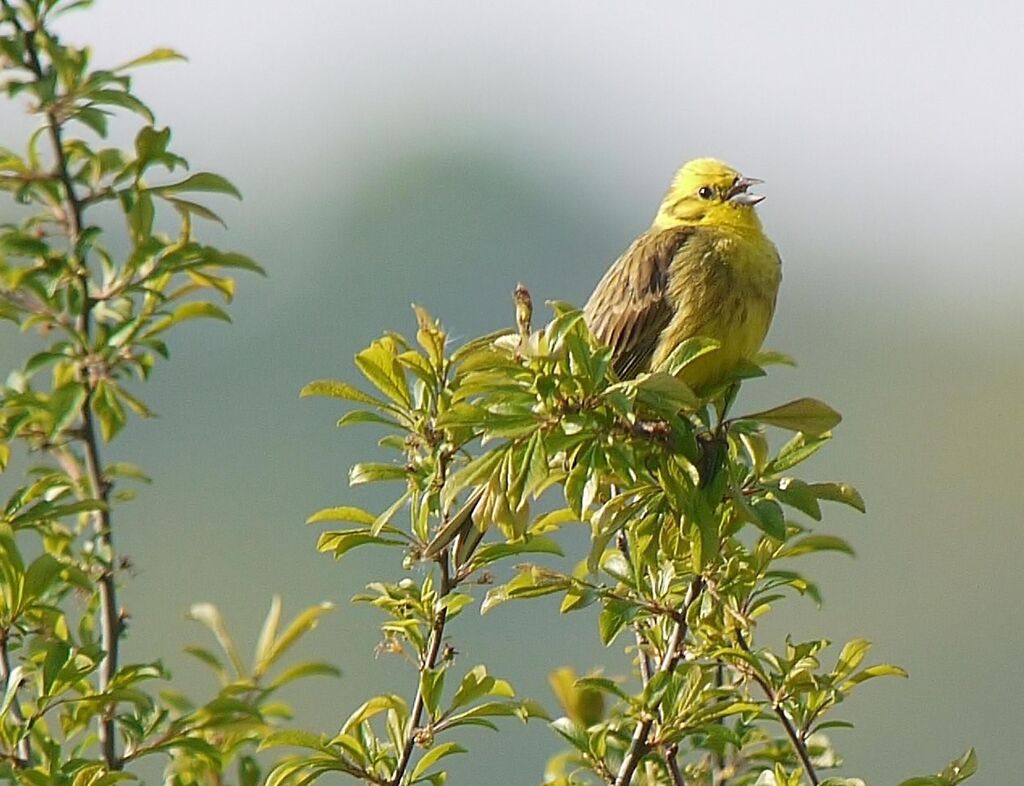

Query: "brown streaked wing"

xmin=583 ymin=226 xmax=696 ymax=379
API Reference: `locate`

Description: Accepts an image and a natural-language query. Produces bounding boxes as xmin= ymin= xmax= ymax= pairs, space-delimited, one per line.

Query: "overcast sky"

xmin=15 ymin=0 xmax=1015 ymax=313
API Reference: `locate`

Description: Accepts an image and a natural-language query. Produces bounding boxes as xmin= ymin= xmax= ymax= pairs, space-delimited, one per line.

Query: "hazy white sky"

xmin=21 ymin=0 xmax=1017 ymax=312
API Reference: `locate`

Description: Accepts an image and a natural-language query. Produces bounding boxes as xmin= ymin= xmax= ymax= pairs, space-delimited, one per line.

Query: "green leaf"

xmin=253 ymin=595 xmax=283 ymax=677
xmin=10 ymin=498 xmax=106 ymax=527
xmin=74 ymin=106 xmax=110 ymax=137
xmin=550 ymin=716 xmax=589 ymax=753
xmin=148 ymin=301 xmax=231 ymax=335
xmin=238 ymin=755 xmax=260 ymax=786
xmin=723 ymin=358 xmax=767 ymax=383
xmin=443 ymin=700 xmax=519 ymax=727
xmin=187 ymin=603 xmax=245 ymax=677
xmin=419 ymin=667 xmax=445 ymax=718
xmin=939 ymin=748 xmax=978 ymax=785
xmin=657 ymin=336 xmax=721 ymax=376
xmin=841 ymin=663 xmax=908 ymax=690
xmin=773 ymin=478 xmax=822 ymax=520
xmin=753 ymin=349 xmax=797 ymax=367
xmin=468 ymin=536 xmax=563 ymax=570
xmin=258 ymin=729 xmax=329 ymax=752
xmin=833 ymin=639 xmax=871 ymax=680
xmin=809 ymin=482 xmax=866 ymax=513
xmin=307 ymin=506 xmax=377 ymax=526
xmin=598 ymin=597 xmax=638 ymax=646
xmin=442 ymin=449 xmax=505 ymax=510
xmin=183 ymin=645 xmax=227 ymax=682
xmin=529 ymin=507 xmax=580 ymax=535
xmin=572 ymin=675 xmax=628 ymax=703
xmin=341 ymin=694 xmax=408 ymax=735
xmin=337 ymin=409 xmax=399 ymax=428
xmin=152 ymin=171 xmax=241 ymax=199
xmin=317 ymin=530 xmax=404 ymax=558
xmin=632 ymin=371 xmax=699 ymax=411
xmin=89 ymin=89 xmax=155 ymax=123
xmin=750 ymin=498 xmax=786 ymax=540
xmin=349 ymin=463 xmax=407 ymax=486
xmin=439 ymin=593 xmax=474 ymax=617
xmin=480 ymin=567 xmax=570 ymax=614
xmin=599 ymin=551 xmax=632 ymax=585
xmin=114 ymin=48 xmax=188 ymax=71
xmin=740 ymin=397 xmax=841 ymax=437
xmin=263 ymin=602 xmax=335 ymax=666
xmin=812 ymin=720 xmax=855 ymax=733
xmin=780 ymin=535 xmax=855 ymax=559
xmin=0 ymin=665 xmax=25 ymax=721
xmin=24 ymin=351 xmax=65 ymax=379
xmin=49 ymin=382 xmax=87 ymax=436
xmin=0 ymin=232 xmax=49 ymax=257
xmin=113 ymin=383 xmax=155 ymax=419
xmin=69 ymin=764 xmax=137 ymax=786
xmin=560 ymin=585 xmax=598 ymax=613
xmin=206 ymin=249 xmax=265 ymax=274
xmin=300 ymin=379 xmax=384 ymax=407
xmin=767 ymin=432 xmax=831 ymax=475
xmin=22 ymin=554 xmax=64 ymax=602
xmin=449 ymin=665 xmax=501 ymax=711
xmin=410 ymin=742 xmax=466 ymax=783
xmin=739 ymin=431 xmax=770 ymax=475
xmin=371 ymin=491 xmax=409 ymax=536
xmin=266 ymin=660 xmax=341 ymax=690
xmin=355 ymin=338 xmax=411 ymax=407
xmin=166 ymin=196 xmax=225 ymax=226
xmin=121 ymin=188 xmax=155 ymax=240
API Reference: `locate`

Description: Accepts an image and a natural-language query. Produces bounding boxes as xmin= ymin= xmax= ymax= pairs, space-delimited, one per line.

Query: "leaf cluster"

xmin=0 ymin=4 xmax=329 ymax=784
xmin=299 ymin=298 xmax=976 ymax=786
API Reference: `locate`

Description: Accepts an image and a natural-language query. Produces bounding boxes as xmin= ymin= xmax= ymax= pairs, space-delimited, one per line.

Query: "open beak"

xmin=726 ymin=176 xmax=765 ymax=206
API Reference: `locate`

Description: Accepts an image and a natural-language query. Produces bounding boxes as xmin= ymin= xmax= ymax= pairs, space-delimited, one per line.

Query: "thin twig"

xmin=735 ymin=633 xmax=819 ymax=786
xmin=2 ymin=5 xmax=122 ymax=768
xmin=711 ymin=661 xmax=728 ymax=785
xmin=617 ymin=531 xmax=683 ymax=784
xmin=665 ymin=744 xmax=687 ymax=786
xmin=389 ymin=554 xmax=452 ymax=786
xmin=0 ymin=630 xmax=29 ymax=765
xmin=616 ymin=532 xmax=653 ymax=685
xmin=614 ymin=576 xmax=704 ymax=786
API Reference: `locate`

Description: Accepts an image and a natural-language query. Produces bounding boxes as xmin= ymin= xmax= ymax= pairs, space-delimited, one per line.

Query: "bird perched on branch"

xmin=428 ymin=159 xmax=780 ymax=565
xmin=583 ymin=158 xmax=781 ymax=391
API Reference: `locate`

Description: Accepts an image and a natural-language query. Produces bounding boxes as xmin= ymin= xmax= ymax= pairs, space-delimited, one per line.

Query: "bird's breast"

xmin=655 ymin=231 xmax=781 ymax=389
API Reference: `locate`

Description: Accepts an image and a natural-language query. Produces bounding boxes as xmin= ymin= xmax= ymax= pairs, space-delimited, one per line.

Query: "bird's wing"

xmin=583 ymin=226 xmax=696 ymax=379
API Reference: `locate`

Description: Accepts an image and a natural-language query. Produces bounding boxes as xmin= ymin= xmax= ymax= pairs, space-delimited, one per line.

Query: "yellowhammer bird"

xmin=583 ymin=158 xmax=781 ymax=391
xmin=428 ymin=159 xmax=780 ymax=564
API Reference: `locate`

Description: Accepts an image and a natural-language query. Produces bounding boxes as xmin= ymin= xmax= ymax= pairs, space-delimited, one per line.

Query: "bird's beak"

xmin=726 ymin=176 xmax=765 ymax=206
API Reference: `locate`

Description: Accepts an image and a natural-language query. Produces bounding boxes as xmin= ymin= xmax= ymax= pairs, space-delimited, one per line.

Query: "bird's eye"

xmin=698 ymin=185 xmax=715 ymax=200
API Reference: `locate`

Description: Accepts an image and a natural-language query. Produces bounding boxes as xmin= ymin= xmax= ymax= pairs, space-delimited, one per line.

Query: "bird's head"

xmin=653 ymin=158 xmax=765 ymax=233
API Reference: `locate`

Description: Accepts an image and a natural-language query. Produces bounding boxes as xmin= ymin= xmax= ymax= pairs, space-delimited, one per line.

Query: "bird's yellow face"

xmin=652 ymin=158 xmax=765 ymax=234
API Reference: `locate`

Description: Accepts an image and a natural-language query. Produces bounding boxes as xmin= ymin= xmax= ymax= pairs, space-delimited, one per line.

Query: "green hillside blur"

xmin=1 ymin=150 xmax=1019 ymax=783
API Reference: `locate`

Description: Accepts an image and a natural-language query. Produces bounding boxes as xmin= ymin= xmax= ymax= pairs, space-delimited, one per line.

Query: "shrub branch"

xmin=736 ymin=632 xmax=819 ymax=785
xmin=614 ymin=576 xmax=704 ymax=786
xmin=0 ymin=629 xmax=29 ymax=765
xmin=389 ymin=553 xmax=453 ymax=786
xmin=1 ymin=3 xmax=122 ymax=768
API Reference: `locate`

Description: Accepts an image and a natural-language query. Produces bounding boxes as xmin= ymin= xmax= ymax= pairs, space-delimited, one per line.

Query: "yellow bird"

xmin=429 ymin=159 xmax=781 ymax=563
xmin=583 ymin=158 xmax=781 ymax=392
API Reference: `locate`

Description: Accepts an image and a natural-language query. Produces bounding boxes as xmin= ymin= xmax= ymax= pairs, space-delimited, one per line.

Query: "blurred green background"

xmin=2 ymin=0 xmax=1022 ymax=782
